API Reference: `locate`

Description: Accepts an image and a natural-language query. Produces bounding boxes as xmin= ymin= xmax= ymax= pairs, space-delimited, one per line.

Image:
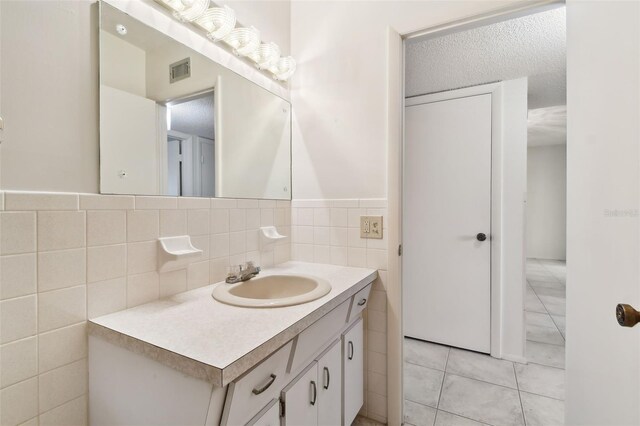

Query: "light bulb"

xmin=172 ymin=0 xmax=209 ymax=22
xmin=194 ymin=6 xmax=236 ymax=41
xmin=223 ymin=26 xmax=260 ymax=57
xmin=270 ymin=56 xmax=296 ymax=81
xmin=248 ymin=42 xmax=281 ymax=70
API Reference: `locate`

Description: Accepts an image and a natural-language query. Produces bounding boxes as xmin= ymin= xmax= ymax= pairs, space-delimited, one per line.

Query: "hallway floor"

xmin=403 ymin=259 xmax=566 ymax=426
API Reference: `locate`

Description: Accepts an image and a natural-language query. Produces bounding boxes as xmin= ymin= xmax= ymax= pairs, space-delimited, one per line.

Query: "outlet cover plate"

xmin=360 ymin=216 xmax=383 ymax=239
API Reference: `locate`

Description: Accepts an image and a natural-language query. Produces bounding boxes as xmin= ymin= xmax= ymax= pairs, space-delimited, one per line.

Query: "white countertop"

xmin=88 ymin=261 xmax=377 ymax=387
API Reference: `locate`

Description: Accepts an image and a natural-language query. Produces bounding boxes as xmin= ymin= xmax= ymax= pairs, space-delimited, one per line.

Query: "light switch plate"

xmin=360 ymin=216 xmax=383 ymax=239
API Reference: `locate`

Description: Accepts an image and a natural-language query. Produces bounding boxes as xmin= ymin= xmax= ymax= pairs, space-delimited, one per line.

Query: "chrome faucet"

xmin=226 ymin=261 xmax=261 ymax=284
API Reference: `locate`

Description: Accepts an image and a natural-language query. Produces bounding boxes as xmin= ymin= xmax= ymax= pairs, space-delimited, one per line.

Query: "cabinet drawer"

xmin=221 ymin=341 xmax=293 ymax=426
xmin=288 ymin=299 xmax=350 ymax=375
xmin=348 ymin=283 xmax=372 ymax=323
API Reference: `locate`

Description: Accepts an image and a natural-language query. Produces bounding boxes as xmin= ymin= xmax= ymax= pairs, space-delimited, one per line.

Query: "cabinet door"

xmin=316 ymin=340 xmax=342 ymax=426
xmin=281 ymin=362 xmax=318 ymax=426
xmin=248 ymin=399 xmax=280 ymax=426
xmin=342 ymin=318 xmax=364 ymax=426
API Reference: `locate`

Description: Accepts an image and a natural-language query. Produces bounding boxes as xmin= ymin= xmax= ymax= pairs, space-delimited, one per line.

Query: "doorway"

xmin=400 ymin=4 xmax=566 ymax=425
xmin=404 ymin=91 xmax=493 ymax=354
xmin=165 ymin=90 xmax=216 ymax=197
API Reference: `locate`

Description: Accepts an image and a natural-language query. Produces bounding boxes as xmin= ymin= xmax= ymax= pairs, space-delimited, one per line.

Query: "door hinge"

xmin=279 ymin=399 xmax=285 ymax=418
xmin=398 ymin=244 xmax=403 ymax=256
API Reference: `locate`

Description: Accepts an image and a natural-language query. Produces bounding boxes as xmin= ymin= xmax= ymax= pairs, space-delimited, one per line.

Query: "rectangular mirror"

xmin=99 ymin=2 xmax=291 ymax=200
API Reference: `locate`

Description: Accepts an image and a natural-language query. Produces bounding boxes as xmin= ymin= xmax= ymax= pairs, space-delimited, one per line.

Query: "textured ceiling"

xmin=169 ymin=94 xmax=216 ymax=139
xmin=405 ymin=7 xmax=566 ymax=109
xmin=528 ymin=105 xmax=566 ymax=147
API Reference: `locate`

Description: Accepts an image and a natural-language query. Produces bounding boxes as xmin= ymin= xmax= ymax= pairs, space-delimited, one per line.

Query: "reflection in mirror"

xmin=99 ymin=2 xmax=291 ymax=200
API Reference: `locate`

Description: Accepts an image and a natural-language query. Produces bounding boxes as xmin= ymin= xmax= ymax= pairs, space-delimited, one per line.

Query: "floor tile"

xmin=445 ymin=349 xmax=517 ymax=388
xmin=551 ymin=315 xmax=566 ymax=335
xmin=525 ymin=293 xmax=547 ymax=313
xmin=526 ymin=340 xmax=565 ymax=369
xmin=405 ymin=338 xmax=450 ymax=371
xmin=526 ymin=311 xmax=556 ymax=329
xmin=438 ymin=374 xmax=524 ymax=426
xmin=529 ymin=279 xmax=566 ymax=290
xmin=526 ymin=324 xmax=565 ymax=346
xmin=404 ymin=362 xmax=444 ymax=408
xmin=538 ymin=296 xmax=566 ymax=316
xmin=526 ymin=273 xmax=559 ymax=283
xmin=404 ymin=400 xmax=437 ymax=426
xmin=520 ymin=391 xmax=564 ymax=426
xmin=533 ymin=287 xmax=565 ymax=298
xmin=435 ymin=410 xmax=488 ymax=426
xmin=515 ymin=362 xmax=565 ymax=400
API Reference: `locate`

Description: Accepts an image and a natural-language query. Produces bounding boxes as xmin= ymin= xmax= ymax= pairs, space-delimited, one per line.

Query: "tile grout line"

xmin=435 ymin=347 xmax=451 ymax=409
xmin=513 ymin=362 xmax=527 ymax=426
xmin=437 ymin=408 xmax=499 ymax=426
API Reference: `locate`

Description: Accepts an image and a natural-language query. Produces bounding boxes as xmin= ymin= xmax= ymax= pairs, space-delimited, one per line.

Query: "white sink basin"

xmin=211 ymin=274 xmax=331 ymax=308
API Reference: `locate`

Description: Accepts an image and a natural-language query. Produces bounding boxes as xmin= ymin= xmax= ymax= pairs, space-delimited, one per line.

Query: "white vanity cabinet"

xmin=88 ymin=263 xmax=376 ymax=426
xmin=342 ymin=317 xmax=364 ymax=426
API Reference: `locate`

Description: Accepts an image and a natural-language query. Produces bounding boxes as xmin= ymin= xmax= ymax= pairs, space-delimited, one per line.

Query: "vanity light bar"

xmin=156 ymin=0 xmax=296 ymax=82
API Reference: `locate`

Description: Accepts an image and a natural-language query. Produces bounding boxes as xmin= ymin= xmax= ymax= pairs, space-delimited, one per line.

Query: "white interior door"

xmin=166 ymin=138 xmax=181 ymax=197
xmin=566 ymin=1 xmax=640 ymax=424
xmin=403 ymin=93 xmax=492 ymax=353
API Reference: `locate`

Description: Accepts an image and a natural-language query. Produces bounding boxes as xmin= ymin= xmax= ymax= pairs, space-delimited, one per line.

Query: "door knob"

xmin=616 ymin=304 xmax=640 ymax=327
xmin=476 ymin=233 xmax=487 ymax=242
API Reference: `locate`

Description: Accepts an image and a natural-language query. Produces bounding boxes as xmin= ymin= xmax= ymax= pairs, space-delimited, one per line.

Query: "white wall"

xmin=222 ymin=0 xmax=290 ymax=56
xmin=526 ymin=144 xmax=566 ymax=260
xmin=290 ymin=1 xmax=515 ymax=200
xmin=0 ymin=0 xmax=99 ymax=193
xmin=101 ymin=30 xmax=147 ymax=97
xmin=216 ymin=73 xmax=291 ymax=200
xmin=566 ymin=1 xmax=640 ymax=424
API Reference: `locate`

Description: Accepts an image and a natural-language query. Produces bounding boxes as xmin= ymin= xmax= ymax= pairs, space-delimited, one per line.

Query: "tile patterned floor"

xmin=403 ymin=259 xmax=566 ymax=426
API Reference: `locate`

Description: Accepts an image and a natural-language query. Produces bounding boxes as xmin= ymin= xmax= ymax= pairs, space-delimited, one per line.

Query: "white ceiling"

xmin=405 ymin=6 xmax=566 ymax=110
xmin=528 ymin=105 xmax=566 ymax=147
xmin=169 ymin=94 xmax=216 ymax=139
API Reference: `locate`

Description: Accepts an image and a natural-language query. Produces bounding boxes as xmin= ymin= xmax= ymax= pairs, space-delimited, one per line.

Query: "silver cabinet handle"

xmin=323 ymin=366 xmax=330 ymax=390
xmin=310 ymin=380 xmax=317 ymax=405
xmin=358 ymin=298 xmax=367 ymax=306
xmin=348 ymin=341 xmax=354 ymax=360
xmin=252 ymin=374 xmax=276 ymax=395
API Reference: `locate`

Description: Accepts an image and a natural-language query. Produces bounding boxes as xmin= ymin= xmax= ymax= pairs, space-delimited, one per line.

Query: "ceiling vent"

xmin=170 ymin=58 xmax=191 ymax=84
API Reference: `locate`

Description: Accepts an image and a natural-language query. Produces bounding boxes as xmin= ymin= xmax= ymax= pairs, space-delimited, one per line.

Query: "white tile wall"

xmin=0 ymin=191 xmax=291 ymax=426
xmin=291 ymin=199 xmax=389 ymax=424
xmin=1 ymin=192 xmax=385 ymax=425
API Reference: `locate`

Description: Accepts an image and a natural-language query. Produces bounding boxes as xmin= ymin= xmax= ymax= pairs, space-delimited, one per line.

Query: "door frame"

xmin=385 ymin=1 xmax=562 ymax=424
xmin=404 ymin=83 xmax=505 ymax=358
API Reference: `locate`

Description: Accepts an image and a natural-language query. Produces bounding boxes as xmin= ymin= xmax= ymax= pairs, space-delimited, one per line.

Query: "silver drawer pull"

xmin=310 ymin=380 xmax=317 ymax=405
xmin=357 ymin=298 xmax=367 ymax=306
xmin=252 ymin=374 xmax=277 ymax=395
xmin=323 ymin=366 xmax=330 ymax=390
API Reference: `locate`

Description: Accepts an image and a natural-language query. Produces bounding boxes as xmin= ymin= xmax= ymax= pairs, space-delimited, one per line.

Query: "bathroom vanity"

xmin=88 ymin=262 xmax=376 ymax=425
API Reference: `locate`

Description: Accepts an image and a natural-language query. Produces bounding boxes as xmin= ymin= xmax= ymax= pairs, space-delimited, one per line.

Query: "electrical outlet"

xmin=360 ymin=216 xmax=383 ymax=239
